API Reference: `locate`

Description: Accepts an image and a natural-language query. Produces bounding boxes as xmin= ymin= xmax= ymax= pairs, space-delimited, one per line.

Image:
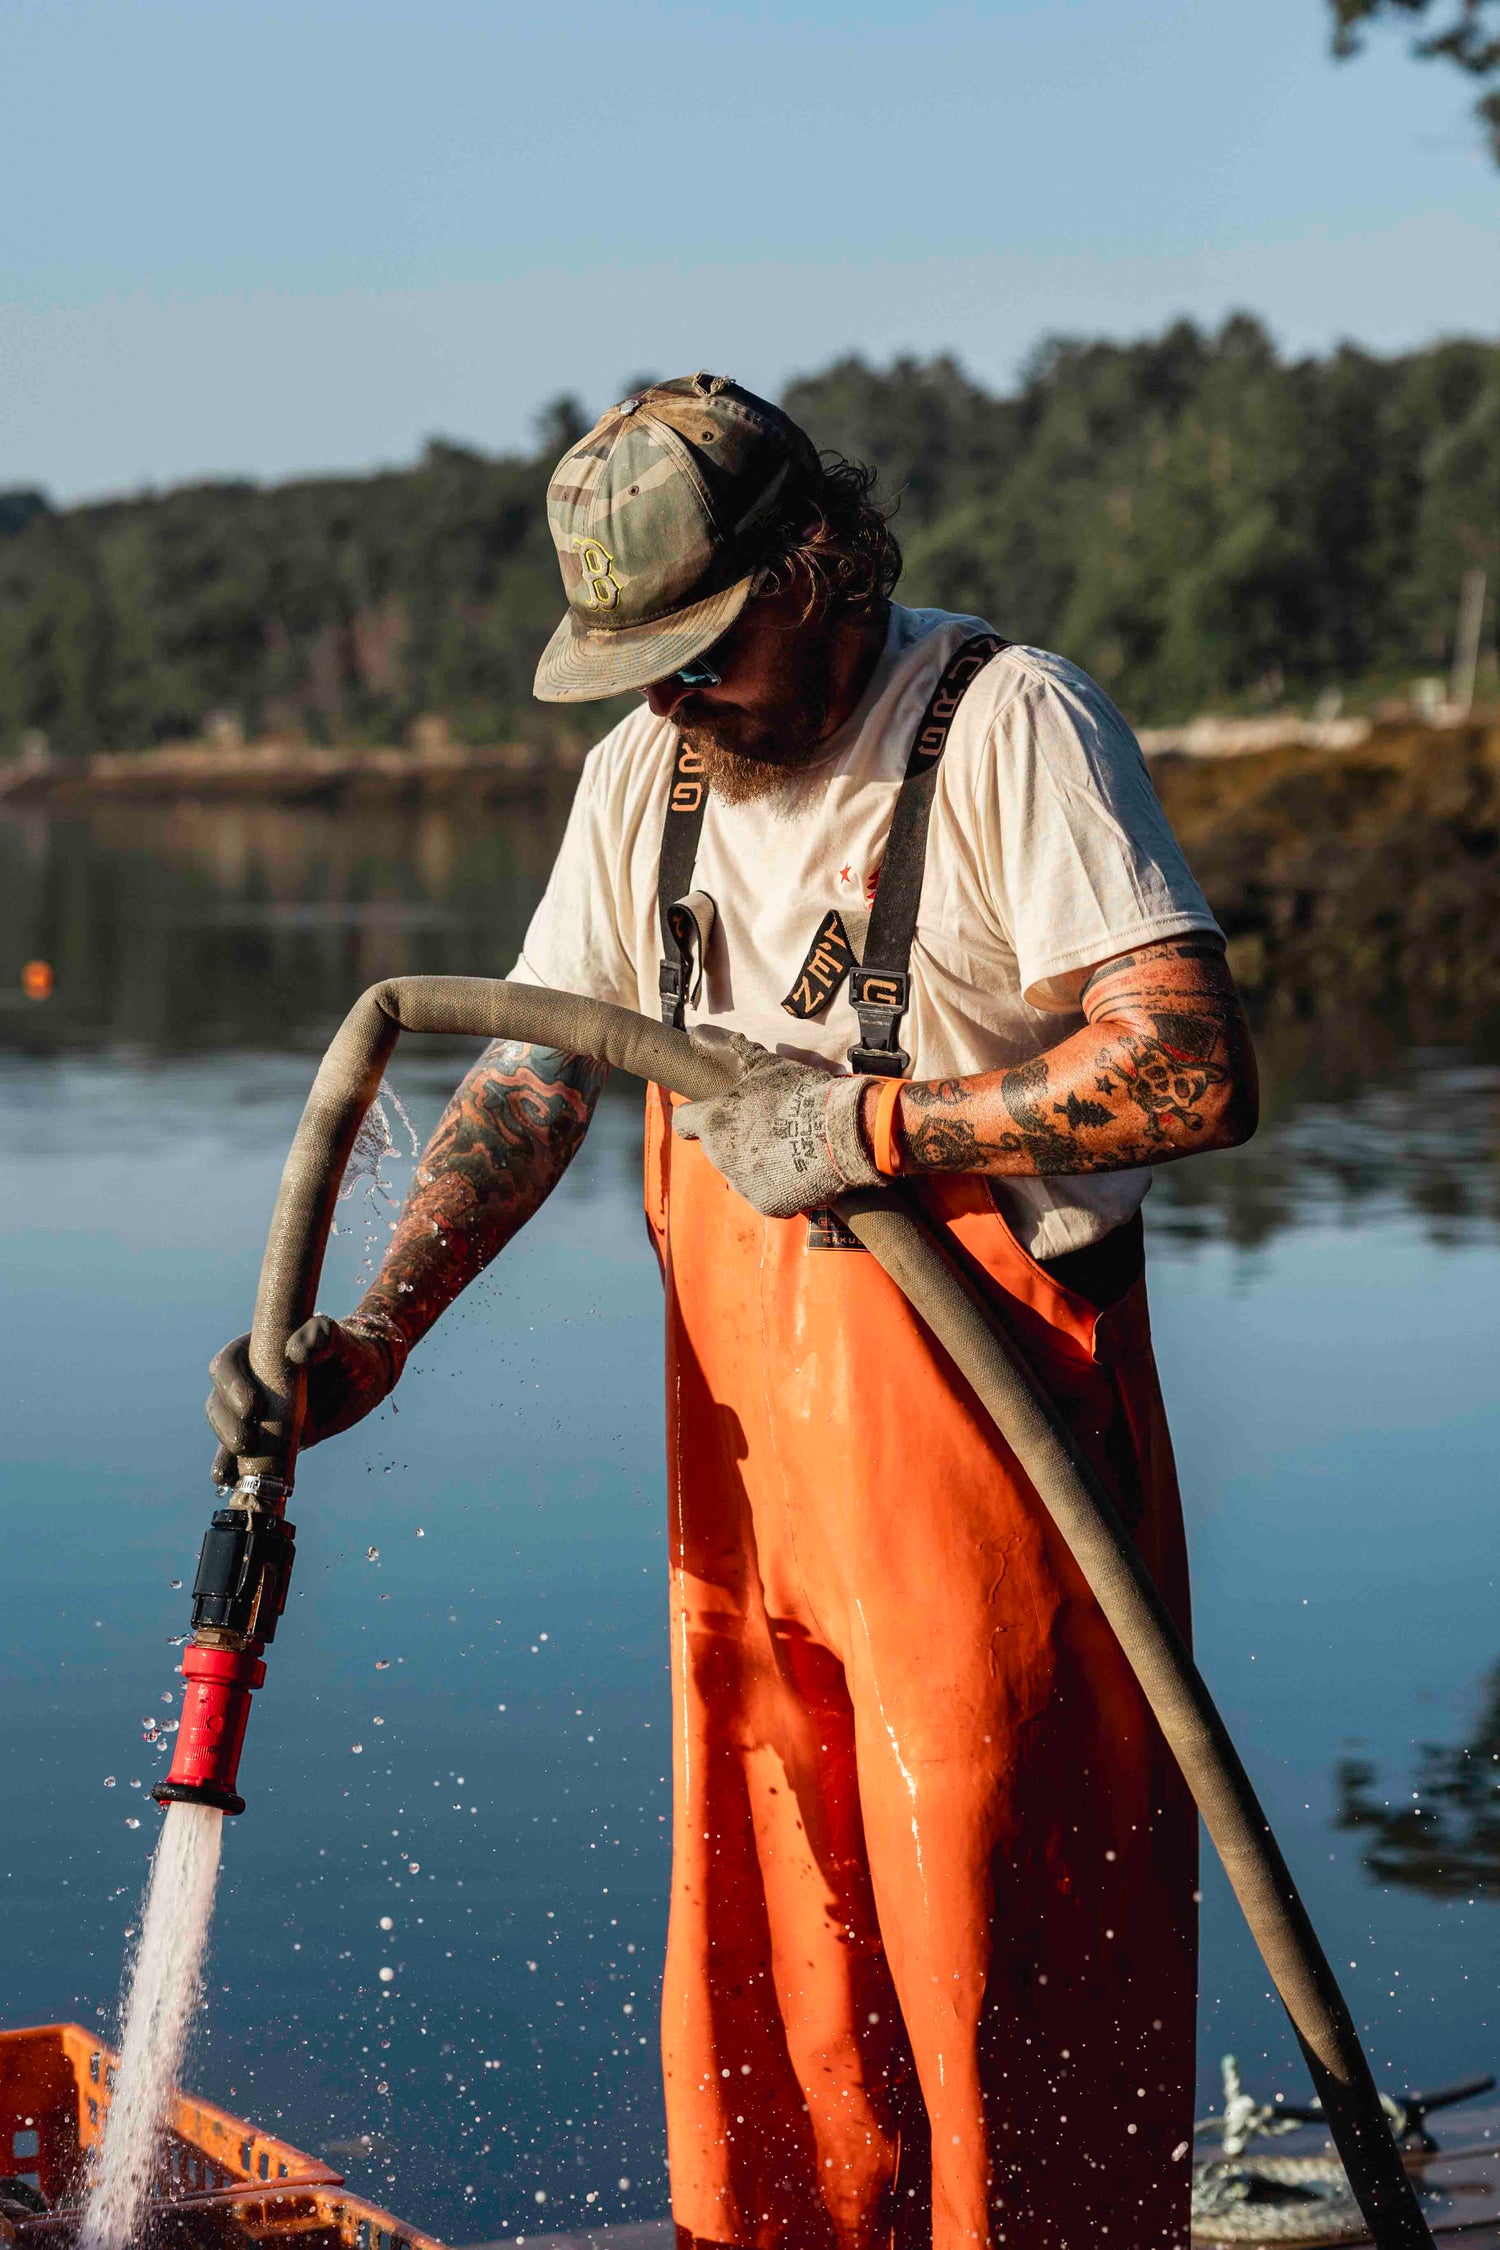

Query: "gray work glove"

xmin=672 ymin=1028 xmax=885 ymax=1219
xmin=206 ymin=1314 xmax=405 ymax=1487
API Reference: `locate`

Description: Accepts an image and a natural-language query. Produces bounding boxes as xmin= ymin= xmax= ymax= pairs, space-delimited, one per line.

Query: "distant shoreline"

xmin=0 ymin=733 xmax=586 ymax=806
xmin=1 ymin=709 xmax=1489 ymax=808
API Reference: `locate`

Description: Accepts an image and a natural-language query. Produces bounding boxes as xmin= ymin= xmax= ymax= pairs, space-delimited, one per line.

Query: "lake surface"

xmin=2 ymin=799 xmax=1497 ymax=2246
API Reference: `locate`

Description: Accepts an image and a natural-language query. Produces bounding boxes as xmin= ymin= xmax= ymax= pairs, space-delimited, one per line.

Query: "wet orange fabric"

xmin=644 ymin=1088 xmax=1197 ymax=2250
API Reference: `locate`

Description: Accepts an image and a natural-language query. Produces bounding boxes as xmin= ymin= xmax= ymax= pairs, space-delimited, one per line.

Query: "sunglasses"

xmin=659 ymin=652 xmax=723 ymax=693
xmin=655 ymin=621 xmax=740 ymax=695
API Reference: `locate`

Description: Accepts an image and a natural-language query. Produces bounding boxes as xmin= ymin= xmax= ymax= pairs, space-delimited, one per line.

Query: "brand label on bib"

xmin=782 ymin=909 xmax=856 ymax=1021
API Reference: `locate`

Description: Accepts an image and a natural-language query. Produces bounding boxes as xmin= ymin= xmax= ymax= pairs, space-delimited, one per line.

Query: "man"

xmin=210 ymin=372 xmax=1257 ymax=2248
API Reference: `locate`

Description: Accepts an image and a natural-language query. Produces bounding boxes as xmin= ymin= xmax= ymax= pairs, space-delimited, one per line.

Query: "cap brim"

xmin=532 ymin=573 xmax=756 ymax=704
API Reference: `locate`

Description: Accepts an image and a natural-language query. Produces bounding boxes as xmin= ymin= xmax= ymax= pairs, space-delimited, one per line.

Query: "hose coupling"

xmin=152 ymin=1491 xmax=297 ymax=1817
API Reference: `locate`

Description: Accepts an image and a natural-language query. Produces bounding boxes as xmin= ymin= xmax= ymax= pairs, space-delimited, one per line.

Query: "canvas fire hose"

xmin=154 ymin=976 xmax=1437 ymax=2249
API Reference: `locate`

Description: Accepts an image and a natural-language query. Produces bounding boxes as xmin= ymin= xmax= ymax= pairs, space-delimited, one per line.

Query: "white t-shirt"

xmin=512 ymin=604 xmax=1221 ymax=1259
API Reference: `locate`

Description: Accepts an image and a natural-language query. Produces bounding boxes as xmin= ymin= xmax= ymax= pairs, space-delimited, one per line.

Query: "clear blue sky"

xmin=4 ymin=0 xmax=1494 ymax=501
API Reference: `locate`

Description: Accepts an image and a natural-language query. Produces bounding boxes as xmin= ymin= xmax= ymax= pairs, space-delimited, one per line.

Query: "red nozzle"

xmin=152 ymin=1641 xmax=267 ymax=1817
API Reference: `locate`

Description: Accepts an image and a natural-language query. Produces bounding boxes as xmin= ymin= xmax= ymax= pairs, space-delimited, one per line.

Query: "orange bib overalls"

xmin=643 ymin=1106 xmax=1197 ymax=2250
xmin=643 ymin=638 xmax=1196 ymax=2245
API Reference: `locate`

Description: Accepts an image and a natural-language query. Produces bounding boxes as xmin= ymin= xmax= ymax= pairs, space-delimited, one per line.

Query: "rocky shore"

xmin=1152 ymin=715 xmax=1500 ymax=1029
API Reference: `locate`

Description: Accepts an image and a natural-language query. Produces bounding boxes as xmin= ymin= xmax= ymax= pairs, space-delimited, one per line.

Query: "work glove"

xmin=206 ymin=1313 xmax=405 ymax=1488
xmin=672 ymin=1028 xmax=885 ymax=1219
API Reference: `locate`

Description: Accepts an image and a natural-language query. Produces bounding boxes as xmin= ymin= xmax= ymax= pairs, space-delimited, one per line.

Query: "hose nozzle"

xmin=153 ymin=1480 xmax=296 ymax=1818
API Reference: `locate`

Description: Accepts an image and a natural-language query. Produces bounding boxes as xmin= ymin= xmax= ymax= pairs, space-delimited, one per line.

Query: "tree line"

xmin=1 ymin=314 xmax=1495 ymax=757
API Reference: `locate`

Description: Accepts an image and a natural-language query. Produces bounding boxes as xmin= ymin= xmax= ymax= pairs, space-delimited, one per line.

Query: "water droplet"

xmin=375 ymin=1659 xmax=390 ymax=1671
xmin=416 ymin=1527 xmax=425 ymax=1538
xmin=379 ymin=1916 xmax=394 ymax=1931
xmin=351 ymin=1745 xmax=364 ymax=1755
xmin=367 ymin=1546 xmax=380 ymax=1562
xmin=169 ymin=1579 xmax=182 ymax=1590
xmin=125 ymin=1817 xmax=140 ymax=1829
xmin=378 ymin=1967 xmax=395 ymax=1983
xmin=104 ymin=1776 xmax=117 ymax=1788
xmin=407 ymin=1862 xmax=420 ymax=1874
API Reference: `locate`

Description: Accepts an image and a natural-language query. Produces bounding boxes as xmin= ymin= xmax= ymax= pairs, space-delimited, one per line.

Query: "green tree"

xmin=1330 ymin=0 xmax=1500 ymax=162
xmin=2 ymin=327 xmax=1497 ymax=752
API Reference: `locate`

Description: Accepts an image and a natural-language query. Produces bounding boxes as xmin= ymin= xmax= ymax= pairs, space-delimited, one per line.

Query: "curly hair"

xmin=754 ymin=453 xmax=902 ymax=624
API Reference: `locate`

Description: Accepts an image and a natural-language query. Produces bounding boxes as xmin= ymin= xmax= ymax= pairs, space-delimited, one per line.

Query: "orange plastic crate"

xmin=0 ymin=2025 xmax=443 ymax=2250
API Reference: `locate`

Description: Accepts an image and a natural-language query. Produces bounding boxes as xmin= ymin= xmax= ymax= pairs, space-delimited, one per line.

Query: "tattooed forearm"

xmin=888 ymin=934 xmax=1257 ymax=1178
xmin=352 ymin=1041 xmax=607 ymax=1358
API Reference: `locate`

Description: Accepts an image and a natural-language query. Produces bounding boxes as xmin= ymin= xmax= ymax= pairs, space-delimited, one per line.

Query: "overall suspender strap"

xmin=657 ymin=737 xmax=710 ymax=1026
xmin=847 ymin=631 xmax=1009 ymax=1076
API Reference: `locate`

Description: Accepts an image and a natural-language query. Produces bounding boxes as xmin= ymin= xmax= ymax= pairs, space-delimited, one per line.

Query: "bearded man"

xmin=210 ymin=372 xmax=1257 ymax=2248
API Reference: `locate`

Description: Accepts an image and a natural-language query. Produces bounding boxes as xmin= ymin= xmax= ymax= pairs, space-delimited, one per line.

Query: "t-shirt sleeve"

xmin=975 ymin=652 xmax=1222 ymax=1011
xmin=507 ymin=744 xmax=641 ymax=1009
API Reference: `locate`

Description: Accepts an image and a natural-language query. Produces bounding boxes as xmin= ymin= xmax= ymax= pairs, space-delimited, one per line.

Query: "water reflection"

xmin=6 ymin=800 xmax=1500 ymax=1252
xmin=1151 ymin=1039 xmax=1500 ymax=1249
xmin=3 ymin=797 xmax=1498 ymax=2239
xmin=1337 ymin=1663 xmax=1500 ymax=1900
xmin=0 ymin=796 xmax=571 ymax=1055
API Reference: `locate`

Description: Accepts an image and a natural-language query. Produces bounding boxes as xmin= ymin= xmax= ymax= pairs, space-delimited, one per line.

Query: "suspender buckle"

xmin=847 ymin=967 xmax=912 ymax=1077
xmin=848 ymin=1046 xmax=910 ymax=1077
xmin=659 ymin=960 xmax=686 ymax=1027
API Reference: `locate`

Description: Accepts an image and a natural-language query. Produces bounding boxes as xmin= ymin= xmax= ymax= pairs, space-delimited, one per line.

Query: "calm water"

xmin=2 ymin=800 xmax=1497 ymax=2246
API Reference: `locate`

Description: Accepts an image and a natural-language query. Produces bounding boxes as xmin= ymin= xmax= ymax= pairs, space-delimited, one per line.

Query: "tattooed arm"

xmin=207 ymin=1042 xmax=605 ymax=1471
xmin=869 ymin=934 xmax=1257 ymax=1178
xmin=355 ymin=1039 xmax=606 ymax=1351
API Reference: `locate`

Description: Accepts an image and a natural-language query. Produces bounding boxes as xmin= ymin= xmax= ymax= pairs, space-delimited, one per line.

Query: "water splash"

xmin=333 ymin=1080 xmax=419 ymax=1222
xmin=79 ymin=1802 xmax=224 ymax=2250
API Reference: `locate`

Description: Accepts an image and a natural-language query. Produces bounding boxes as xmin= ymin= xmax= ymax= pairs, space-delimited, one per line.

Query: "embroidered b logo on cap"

xmin=573 ymin=538 xmax=622 ymax=610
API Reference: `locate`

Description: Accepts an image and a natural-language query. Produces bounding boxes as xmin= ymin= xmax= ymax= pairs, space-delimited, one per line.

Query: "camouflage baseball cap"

xmin=533 ymin=371 xmax=821 ymax=703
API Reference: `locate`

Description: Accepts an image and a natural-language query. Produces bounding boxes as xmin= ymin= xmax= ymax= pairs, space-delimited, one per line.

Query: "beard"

xmin=676 ymin=637 xmax=835 ymax=810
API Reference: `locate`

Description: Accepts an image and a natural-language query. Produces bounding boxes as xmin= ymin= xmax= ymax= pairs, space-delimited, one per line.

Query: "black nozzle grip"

xmin=191 ymin=1507 xmax=296 ymax=1643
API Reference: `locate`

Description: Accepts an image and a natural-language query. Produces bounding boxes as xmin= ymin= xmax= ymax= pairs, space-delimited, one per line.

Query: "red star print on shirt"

xmin=838 ymin=864 xmax=854 ymax=887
